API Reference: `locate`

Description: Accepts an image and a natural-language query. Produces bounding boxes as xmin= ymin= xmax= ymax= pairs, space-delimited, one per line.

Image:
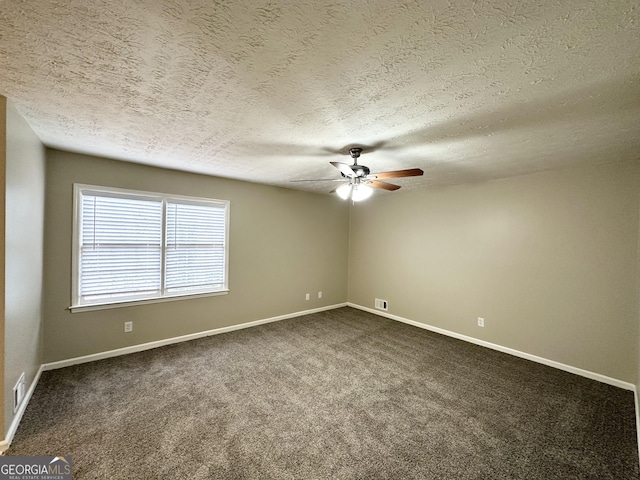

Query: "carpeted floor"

xmin=7 ymin=307 xmax=639 ymax=479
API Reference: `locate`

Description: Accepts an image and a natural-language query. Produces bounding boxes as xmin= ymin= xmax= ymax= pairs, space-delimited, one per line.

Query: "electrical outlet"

xmin=375 ymin=298 xmax=388 ymax=311
xmin=305 ymin=293 xmax=310 ymax=301
xmin=318 ymin=291 xmax=323 ymax=299
xmin=477 ymin=317 xmax=485 ymax=327
xmin=124 ymin=321 xmax=133 ymax=333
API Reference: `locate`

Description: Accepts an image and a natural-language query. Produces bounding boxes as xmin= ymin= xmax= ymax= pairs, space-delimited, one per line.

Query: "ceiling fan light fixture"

xmin=351 ymin=183 xmax=373 ymax=202
xmin=336 ymin=183 xmax=352 ymax=200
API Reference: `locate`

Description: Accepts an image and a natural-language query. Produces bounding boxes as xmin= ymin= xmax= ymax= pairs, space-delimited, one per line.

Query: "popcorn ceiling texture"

xmin=1 ymin=0 xmax=639 ymax=193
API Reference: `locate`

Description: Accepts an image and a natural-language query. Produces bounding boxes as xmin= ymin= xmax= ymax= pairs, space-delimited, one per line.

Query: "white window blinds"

xmin=79 ymin=194 xmax=163 ymax=304
xmin=165 ymin=201 xmax=227 ymax=294
xmin=73 ymin=185 xmax=229 ymax=309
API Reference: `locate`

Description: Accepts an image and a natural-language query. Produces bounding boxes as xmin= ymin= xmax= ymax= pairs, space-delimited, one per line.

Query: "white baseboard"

xmin=0 ymin=365 xmax=45 ymax=453
xmin=42 ymin=303 xmax=347 ymax=371
xmin=348 ymin=303 xmax=635 ymax=391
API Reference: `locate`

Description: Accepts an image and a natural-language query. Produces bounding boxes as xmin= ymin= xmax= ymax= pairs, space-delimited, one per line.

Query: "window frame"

xmin=71 ymin=184 xmax=229 ymax=312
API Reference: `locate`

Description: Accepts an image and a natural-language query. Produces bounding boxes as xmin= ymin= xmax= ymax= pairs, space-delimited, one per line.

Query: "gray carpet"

xmin=7 ymin=307 xmax=639 ymax=479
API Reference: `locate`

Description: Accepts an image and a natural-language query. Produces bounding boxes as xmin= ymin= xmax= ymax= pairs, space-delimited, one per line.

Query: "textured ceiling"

xmin=1 ymin=0 xmax=639 ymax=194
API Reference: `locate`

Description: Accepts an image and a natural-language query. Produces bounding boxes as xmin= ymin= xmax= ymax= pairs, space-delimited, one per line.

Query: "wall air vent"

xmin=13 ymin=372 xmax=26 ymax=413
xmin=375 ymin=298 xmax=388 ymax=311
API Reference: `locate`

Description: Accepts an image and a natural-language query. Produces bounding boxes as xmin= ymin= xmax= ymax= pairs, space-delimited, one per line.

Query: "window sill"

xmin=69 ymin=289 xmax=229 ymax=313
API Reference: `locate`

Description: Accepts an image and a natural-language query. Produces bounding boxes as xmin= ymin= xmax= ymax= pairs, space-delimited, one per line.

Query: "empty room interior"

xmin=1 ymin=0 xmax=640 ymax=478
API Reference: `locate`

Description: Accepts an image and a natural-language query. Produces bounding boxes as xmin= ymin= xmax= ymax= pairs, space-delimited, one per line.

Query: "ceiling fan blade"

xmin=371 ymin=168 xmax=424 ymax=179
xmin=368 ymin=180 xmax=401 ymax=191
xmin=330 ymin=161 xmax=356 ymax=177
xmin=290 ymin=178 xmax=345 ymax=182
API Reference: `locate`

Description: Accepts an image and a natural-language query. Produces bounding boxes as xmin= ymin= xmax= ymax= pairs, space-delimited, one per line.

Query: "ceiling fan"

xmin=292 ymin=147 xmax=424 ymax=201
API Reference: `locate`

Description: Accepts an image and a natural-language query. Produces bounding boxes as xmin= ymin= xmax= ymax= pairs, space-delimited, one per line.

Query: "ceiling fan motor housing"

xmin=347 ymin=147 xmax=369 ymax=177
xmin=350 ymin=165 xmax=370 ymax=177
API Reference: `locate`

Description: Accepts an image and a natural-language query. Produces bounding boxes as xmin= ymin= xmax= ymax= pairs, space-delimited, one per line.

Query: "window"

xmin=72 ymin=184 xmax=229 ymax=311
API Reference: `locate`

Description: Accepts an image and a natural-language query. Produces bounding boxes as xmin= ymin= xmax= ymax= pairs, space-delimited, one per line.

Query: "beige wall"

xmin=0 ymin=97 xmax=6 ymax=437
xmin=43 ymin=149 xmax=349 ymax=362
xmin=637 ymin=201 xmax=640 ymax=389
xmin=4 ymin=100 xmax=46 ymax=433
xmin=348 ymin=161 xmax=640 ymax=383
